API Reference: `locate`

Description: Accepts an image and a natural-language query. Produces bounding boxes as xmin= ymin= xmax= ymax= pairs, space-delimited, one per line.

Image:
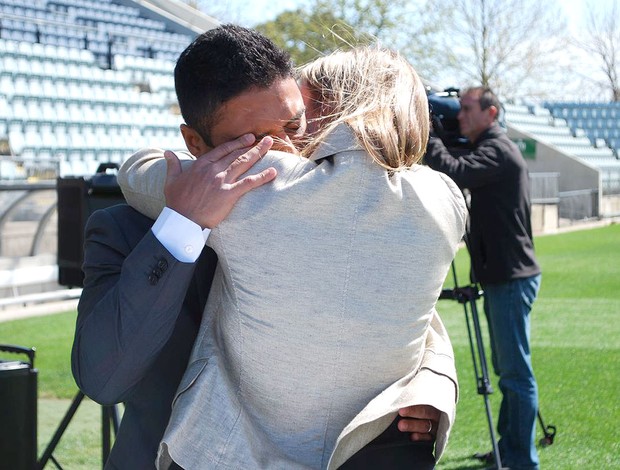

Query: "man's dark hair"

xmin=174 ymin=24 xmax=294 ymax=146
xmin=463 ymin=86 xmax=502 ymax=119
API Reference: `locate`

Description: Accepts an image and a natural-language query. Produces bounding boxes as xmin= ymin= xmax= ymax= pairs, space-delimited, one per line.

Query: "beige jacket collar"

xmin=309 ymin=123 xmax=363 ymax=162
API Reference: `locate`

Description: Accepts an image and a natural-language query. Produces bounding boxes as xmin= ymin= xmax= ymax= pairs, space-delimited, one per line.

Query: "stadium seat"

xmin=8 ymin=129 xmax=26 ymax=155
xmin=0 ymin=0 xmax=200 ymax=178
xmin=10 ymin=98 xmax=29 ymax=123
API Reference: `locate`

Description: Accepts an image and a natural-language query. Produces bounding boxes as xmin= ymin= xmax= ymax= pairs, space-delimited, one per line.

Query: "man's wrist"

xmin=152 ymin=207 xmax=211 ymax=263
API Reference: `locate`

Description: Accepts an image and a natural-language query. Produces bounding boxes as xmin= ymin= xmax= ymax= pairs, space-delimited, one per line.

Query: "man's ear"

xmin=180 ymin=124 xmax=210 ymax=157
xmin=487 ymin=105 xmax=499 ymax=123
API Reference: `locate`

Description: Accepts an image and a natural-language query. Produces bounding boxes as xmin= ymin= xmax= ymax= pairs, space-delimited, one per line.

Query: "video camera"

xmin=427 ymin=86 xmax=507 ymax=151
xmin=426 ymin=87 xmax=469 ymax=150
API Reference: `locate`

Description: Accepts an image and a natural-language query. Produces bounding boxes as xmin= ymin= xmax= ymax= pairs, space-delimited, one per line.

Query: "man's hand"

xmin=398 ymin=405 xmax=441 ymax=442
xmin=164 ymin=134 xmax=276 ymax=229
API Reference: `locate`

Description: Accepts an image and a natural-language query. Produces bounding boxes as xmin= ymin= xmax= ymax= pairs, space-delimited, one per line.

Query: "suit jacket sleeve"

xmin=117 ymin=148 xmax=195 ymax=219
xmin=71 ymin=207 xmax=198 ymax=405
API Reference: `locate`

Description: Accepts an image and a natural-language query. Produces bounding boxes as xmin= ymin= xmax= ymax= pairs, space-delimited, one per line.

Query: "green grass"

xmin=0 ymin=224 xmax=618 ymax=468
xmin=0 ymin=311 xmax=78 ymax=399
xmin=37 ymin=397 xmax=103 ymax=469
xmin=437 ymin=224 xmax=620 ymax=469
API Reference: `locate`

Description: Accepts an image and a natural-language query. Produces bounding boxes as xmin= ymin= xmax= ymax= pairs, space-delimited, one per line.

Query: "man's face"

xmin=457 ymin=91 xmax=495 ymax=142
xmin=208 ymin=77 xmax=306 ymax=153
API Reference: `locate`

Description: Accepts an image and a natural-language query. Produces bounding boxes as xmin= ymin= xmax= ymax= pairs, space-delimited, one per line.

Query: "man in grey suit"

xmin=73 ymin=25 xmax=448 ymax=469
xmin=71 ymin=26 xmax=288 ymax=470
xmin=72 ymin=139 xmax=275 ymax=470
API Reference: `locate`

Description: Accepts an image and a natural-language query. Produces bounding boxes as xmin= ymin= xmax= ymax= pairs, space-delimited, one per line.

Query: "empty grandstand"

xmin=0 ymin=0 xmax=219 ymax=304
xmin=503 ymin=100 xmax=620 ymax=221
xmin=1 ymin=0 xmax=618 ymax=197
xmin=544 ymin=102 xmax=620 ymax=158
xmin=0 ymin=0 xmax=218 ymax=179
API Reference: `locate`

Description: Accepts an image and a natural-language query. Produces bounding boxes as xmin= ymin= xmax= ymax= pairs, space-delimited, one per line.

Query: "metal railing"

xmin=559 ymin=189 xmax=599 ymax=221
xmin=0 ymin=181 xmax=66 ymax=307
xmin=530 ymin=172 xmax=560 ymax=204
xmin=529 ymin=172 xmax=600 ymax=220
xmin=0 ymin=181 xmax=57 ymax=258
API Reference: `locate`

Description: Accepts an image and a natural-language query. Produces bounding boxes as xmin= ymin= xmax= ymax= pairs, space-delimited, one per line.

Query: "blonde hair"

xmin=298 ymin=46 xmax=429 ymax=170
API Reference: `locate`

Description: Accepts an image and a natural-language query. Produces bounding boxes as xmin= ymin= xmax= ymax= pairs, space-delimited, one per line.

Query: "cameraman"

xmin=424 ymin=86 xmax=542 ymax=470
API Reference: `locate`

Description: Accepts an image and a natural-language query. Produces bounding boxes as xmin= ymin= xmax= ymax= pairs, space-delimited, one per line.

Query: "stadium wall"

xmin=600 ymin=195 xmax=620 ymax=217
xmin=507 ymin=126 xmax=601 ymax=194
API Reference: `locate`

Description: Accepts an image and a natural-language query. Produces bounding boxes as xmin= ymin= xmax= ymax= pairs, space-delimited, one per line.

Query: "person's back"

xmin=144 ymin=124 xmax=466 ymax=468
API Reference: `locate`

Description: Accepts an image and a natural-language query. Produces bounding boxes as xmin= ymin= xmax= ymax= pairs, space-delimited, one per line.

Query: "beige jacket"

xmin=118 ymin=124 xmax=467 ymax=469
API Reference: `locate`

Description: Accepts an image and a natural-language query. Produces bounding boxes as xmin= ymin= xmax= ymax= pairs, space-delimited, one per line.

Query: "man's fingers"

xmin=397 ymin=418 xmax=436 ymax=442
xmin=397 ymin=405 xmax=440 ymax=442
xmin=398 ymin=405 xmax=440 ymax=421
xmin=230 ymin=167 xmax=277 ymax=195
xmin=198 ymin=133 xmax=256 ymax=163
xmin=225 ymin=136 xmax=274 ymax=181
xmin=397 ymin=417 xmax=435 ymax=433
xmin=196 ymin=136 xmax=273 ymax=177
xmin=192 ymin=135 xmax=272 ymax=180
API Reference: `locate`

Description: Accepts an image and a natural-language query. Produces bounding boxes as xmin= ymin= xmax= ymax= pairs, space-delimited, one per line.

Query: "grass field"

xmin=0 ymin=224 xmax=618 ymax=469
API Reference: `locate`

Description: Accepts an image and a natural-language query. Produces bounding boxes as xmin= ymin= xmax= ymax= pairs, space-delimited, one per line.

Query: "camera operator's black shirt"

xmin=424 ymin=123 xmax=541 ymax=285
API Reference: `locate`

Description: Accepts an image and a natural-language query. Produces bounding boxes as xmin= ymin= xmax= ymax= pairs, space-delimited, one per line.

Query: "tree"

xmin=256 ymin=7 xmax=367 ymax=66
xmin=576 ymin=0 xmax=620 ymax=102
xmin=255 ymin=0 xmax=454 ymax=79
xmin=438 ymin=0 xmax=569 ymax=100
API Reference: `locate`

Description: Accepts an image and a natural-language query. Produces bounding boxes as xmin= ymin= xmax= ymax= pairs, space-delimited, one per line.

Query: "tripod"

xmin=37 ymin=390 xmax=121 ymax=469
xmin=440 ymin=259 xmax=556 ymax=469
xmin=439 ymin=262 xmax=503 ymax=470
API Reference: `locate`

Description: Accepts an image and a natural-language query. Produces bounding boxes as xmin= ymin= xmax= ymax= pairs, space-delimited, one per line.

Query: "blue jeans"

xmin=483 ymin=274 xmax=542 ymax=470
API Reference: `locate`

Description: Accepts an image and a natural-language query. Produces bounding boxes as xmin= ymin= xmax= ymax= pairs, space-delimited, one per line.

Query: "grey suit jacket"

xmin=119 ymin=124 xmax=467 ymax=469
xmin=72 ymin=204 xmax=217 ymax=469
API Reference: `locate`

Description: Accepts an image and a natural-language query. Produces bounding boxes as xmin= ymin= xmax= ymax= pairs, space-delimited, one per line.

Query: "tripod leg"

xmin=537 ymin=411 xmax=556 ymax=447
xmin=466 ymin=295 xmax=504 ymax=469
xmin=102 ymin=405 xmax=114 ymax=467
xmin=101 ymin=403 xmax=123 ymax=467
xmin=110 ymin=404 xmax=121 ymax=434
xmin=37 ymin=391 xmax=85 ymax=470
xmin=445 ymin=263 xmax=505 ymax=468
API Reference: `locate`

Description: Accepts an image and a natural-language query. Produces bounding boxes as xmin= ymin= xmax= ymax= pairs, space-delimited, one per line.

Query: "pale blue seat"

xmin=8 ymin=129 xmax=26 ymax=155
xmin=10 ymin=98 xmax=29 ymax=123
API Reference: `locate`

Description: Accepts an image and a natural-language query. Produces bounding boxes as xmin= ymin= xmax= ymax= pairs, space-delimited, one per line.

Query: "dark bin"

xmin=57 ymin=162 xmax=125 ymax=288
xmin=0 ymin=345 xmax=37 ymax=470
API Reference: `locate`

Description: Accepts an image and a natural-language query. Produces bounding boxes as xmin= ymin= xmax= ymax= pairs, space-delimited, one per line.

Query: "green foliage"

xmin=255 ymin=0 xmax=455 ymax=78
xmin=256 ymin=8 xmax=367 ymax=66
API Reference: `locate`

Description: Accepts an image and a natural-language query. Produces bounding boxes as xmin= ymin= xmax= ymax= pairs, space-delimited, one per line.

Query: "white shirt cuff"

xmin=151 ymin=207 xmax=211 ymax=263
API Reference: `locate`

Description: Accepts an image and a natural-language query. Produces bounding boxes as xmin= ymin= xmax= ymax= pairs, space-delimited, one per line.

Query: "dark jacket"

xmin=424 ymin=124 xmax=541 ymax=284
xmin=71 ymin=204 xmax=217 ymax=469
